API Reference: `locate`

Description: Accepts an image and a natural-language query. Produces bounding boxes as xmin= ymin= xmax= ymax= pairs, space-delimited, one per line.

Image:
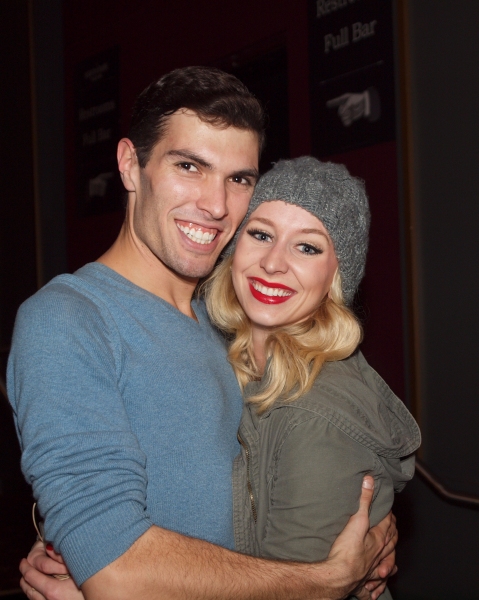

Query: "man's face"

xmin=128 ymin=110 xmax=259 ymax=280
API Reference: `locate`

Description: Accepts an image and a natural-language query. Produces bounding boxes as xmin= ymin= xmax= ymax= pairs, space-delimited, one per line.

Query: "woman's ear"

xmin=117 ymin=138 xmax=138 ymax=192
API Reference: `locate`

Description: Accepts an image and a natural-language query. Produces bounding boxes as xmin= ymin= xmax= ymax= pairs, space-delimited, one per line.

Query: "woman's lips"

xmin=248 ymin=277 xmax=295 ymax=305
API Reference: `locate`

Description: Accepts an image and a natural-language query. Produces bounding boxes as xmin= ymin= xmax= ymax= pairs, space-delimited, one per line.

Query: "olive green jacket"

xmin=233 ymin=351 xmax=420 ymax=599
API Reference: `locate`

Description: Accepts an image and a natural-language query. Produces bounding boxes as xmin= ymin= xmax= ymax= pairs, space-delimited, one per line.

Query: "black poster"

xmin=309 ymin=0 xmax=395 ymax=156
xmin=75 ymin=47 xmax=121 ymax=216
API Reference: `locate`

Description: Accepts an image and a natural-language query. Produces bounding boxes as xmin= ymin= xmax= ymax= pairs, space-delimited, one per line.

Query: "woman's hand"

xmin=19 ymin=541 xmax=84 ymax=600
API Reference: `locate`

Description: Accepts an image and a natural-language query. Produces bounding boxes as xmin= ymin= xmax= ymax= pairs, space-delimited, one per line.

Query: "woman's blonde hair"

xmin=202 ymin=255 xmax=362 ymax=414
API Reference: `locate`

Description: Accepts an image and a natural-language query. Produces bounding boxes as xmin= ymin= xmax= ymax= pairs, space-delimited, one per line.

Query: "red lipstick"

xmin=248 ymin=277 xmax=295 ymax=305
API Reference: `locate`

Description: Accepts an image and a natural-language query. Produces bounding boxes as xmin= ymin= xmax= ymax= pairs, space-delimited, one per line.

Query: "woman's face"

xmin=232 ymin=201 xmax=338 ymax=333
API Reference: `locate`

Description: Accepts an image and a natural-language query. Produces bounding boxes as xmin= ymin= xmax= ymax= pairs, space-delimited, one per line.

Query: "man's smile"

xmin=176 ymin=220 xmax=219 ymax=245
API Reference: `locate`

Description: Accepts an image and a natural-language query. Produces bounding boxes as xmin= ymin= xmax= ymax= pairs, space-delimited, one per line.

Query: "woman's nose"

xmin=260 ymin=243 xmax=288 ymax=274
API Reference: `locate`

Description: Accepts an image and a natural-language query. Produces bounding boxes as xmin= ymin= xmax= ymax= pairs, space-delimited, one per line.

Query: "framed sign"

xmin=309 ymin=0 xmax=395 ymax=156
xmin=75 ymin=47 xmax=121 ymax=216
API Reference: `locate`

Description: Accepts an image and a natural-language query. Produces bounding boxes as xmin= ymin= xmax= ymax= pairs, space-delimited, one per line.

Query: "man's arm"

xmin=21 ymin=477 xmax=396 ymax=600
xmin=8 ymin=288 xmax=153 ymax=584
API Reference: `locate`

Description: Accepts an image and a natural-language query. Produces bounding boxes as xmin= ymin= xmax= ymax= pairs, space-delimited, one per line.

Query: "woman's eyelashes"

xmin=247 ymin=228 xmax=272 ymax=243
xmin=246 ymin=229 xmax=324 ymax=256
xmin=297 ymin=243 xmax=323 ymax=256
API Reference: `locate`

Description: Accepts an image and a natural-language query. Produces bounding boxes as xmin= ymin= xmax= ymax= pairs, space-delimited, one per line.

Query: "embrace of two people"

xmin=8 ymin=66 xmax=420 ymax=600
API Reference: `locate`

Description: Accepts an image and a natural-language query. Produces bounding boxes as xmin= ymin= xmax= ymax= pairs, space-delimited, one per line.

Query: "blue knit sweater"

xmin=8 ymin=263 xmax=243 ymax=584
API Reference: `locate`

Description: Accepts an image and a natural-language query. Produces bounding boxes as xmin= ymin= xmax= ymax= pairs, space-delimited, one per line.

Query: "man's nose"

xmin=196 ymin=178 xmax=228 ymax=219
xmin=260 ymin=243 xmax=288 ymax=274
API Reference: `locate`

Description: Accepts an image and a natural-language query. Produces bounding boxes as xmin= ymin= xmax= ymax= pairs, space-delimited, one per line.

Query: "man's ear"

xmin=117 ymin=138 xmax=139 ymax=192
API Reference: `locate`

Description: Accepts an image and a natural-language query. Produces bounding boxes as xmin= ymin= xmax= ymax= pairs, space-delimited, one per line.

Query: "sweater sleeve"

xmin=7 ymin=285 xmax=153 ymax=585
xmin=258 ymin=412 xmax=395 ymax=563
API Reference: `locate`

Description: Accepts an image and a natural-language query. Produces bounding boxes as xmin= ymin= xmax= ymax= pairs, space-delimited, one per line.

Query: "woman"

xmin=22 ymin=157 xmax=418 ymax=599
xmin=203 ymin=156 xmax=420 ymax=596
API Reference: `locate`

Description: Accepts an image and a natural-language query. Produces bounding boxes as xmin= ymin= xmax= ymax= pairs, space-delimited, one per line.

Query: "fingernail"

xmin=46 ymin=543 xmax=54 ymax=552
xmin=362 ymin=477 xmax=374 ymax=489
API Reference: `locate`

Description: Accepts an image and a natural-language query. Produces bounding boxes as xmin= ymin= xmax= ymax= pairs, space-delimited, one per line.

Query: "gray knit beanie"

xmin=228 ymin=156 xmax=370 ymax=305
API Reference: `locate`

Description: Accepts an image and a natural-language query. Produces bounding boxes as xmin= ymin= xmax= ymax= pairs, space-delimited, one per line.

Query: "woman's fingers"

xmin=20 ymin=576 xmax=45 ymax=600
xmin=20 ymin=557 xmax=83 ymax=600
xmin=27 ymin=541 xmax=70 ymax=576
xmin=45 ymin=543 xmax=67 ymax=565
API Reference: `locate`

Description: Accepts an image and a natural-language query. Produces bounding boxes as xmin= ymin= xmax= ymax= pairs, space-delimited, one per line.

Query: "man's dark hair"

xmin=128 ymin=66 xmax=266 ymax=168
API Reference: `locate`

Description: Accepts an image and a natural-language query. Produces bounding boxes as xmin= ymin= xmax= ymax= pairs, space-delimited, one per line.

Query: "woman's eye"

xmin=247 ymin=229 xmax=272 ymax=242
xmin=298 ymin=243 xmax=322 ymax=255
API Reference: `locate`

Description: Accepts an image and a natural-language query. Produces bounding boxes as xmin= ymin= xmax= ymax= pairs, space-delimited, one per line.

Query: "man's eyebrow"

xmin=166 ymin=149 xmax=213 ymax=169
xmin=166 ymin=150 xmax=259 ymax=181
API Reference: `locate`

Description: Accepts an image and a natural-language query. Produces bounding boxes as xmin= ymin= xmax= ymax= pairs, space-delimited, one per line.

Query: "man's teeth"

xmin=251 ymin=280 xmax=293 ymax=297
xmin=177 ymin=224 xmax=216 ymax=245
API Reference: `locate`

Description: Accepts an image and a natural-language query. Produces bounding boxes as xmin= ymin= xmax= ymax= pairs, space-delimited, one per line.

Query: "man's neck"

xmin=98 ymin=224 xmax=198 ymax=319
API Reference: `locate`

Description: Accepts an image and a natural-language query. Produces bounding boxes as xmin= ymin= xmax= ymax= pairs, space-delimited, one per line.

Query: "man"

xmin=9 ymin=66 xmax=395 ymax=600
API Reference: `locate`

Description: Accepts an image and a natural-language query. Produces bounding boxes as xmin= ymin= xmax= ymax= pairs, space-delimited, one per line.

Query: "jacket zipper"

xmin=237 ymin=432 xmax=257 ymax=523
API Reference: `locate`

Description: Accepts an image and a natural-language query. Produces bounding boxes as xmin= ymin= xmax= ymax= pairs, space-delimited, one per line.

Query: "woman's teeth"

xmin=251 ymin=280 xmax=293 ymax=297
xmin=177 ymin=224 xmax=216 ymax=245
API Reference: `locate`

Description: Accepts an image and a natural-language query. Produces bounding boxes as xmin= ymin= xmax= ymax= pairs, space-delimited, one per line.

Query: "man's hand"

xmin=19 ymin=541 xmax=83 ymax=600
xmin=325 ymin=476 xmax=398 ymax=599
xmin=358 ymin=510 xmax=397 ymax=600
xmin=363 ymin=544 xmax=398 ymax=600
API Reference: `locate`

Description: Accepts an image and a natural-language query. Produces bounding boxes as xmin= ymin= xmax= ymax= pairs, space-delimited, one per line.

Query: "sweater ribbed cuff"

xmin=59 ymin=500 xmax=153 ymax=585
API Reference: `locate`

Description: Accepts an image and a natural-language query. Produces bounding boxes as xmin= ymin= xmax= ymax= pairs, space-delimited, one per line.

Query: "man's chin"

xmin=167 ymin=257 xmax=221 ymax=281
xmin=159 ymin=240 xmax=230 ymax=280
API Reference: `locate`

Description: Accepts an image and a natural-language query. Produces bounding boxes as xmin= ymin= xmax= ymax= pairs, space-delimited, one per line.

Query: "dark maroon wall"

xmin=328 ymin=142 xmax=404 ymax=397
xmin=62 ymin=0 xmax=404 ymax=397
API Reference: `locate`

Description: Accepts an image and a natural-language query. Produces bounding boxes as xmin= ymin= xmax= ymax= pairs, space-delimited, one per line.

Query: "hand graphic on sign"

xmin=326 ymin=88 xmax=380 ymax=127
